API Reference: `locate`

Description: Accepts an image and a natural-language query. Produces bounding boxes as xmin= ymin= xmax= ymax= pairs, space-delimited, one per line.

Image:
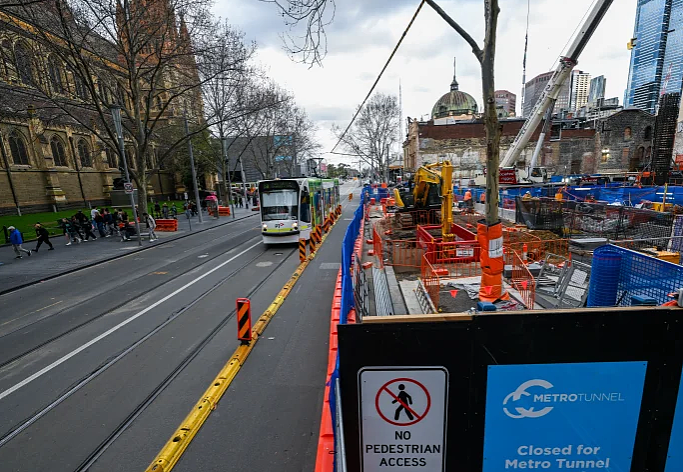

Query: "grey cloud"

xmin=308 ymin=106 xmax=354 ymax=121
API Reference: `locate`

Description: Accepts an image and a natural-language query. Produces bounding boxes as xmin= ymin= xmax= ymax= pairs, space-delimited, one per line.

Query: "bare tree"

xmin=200 ymin=21 xmax=256 ymax=202
xmin=230 ymin=80 xmax=320 ymax=179
xmin=0 ymin=0 xmax=252 ymax=213
xmin=333 ymin=93 xmax=398 ymax=183
xmin=258 ymin=0 xmax=335 ymax=65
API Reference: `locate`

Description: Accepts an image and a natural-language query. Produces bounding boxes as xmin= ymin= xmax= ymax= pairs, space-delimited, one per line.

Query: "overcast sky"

xmin=213 ymin=0 xmax=638 ymax=165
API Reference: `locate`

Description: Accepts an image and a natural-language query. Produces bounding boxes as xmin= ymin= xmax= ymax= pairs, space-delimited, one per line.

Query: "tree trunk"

xmin=482 ymin=0 xmax=500 ymax=225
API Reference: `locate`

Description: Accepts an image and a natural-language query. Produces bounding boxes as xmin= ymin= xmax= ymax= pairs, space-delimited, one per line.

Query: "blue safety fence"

xmin=587 ymin=245 xmax=683 ymax=306
xmin=328 ymin=188 xmax=367 ymax=470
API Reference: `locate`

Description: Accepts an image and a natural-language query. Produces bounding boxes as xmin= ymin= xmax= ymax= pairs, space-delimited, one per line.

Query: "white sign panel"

xmin=359 ymin=367 xmax=448 ymax=471
xmin=123 ymin=182 xmax=134 ymax=194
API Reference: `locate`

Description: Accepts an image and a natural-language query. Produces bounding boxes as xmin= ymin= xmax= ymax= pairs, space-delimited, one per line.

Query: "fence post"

xmin=2 ymin=226 xmax=8 ymax=244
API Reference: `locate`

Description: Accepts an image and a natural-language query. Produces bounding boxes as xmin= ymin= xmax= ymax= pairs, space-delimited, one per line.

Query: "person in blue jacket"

xmin=8 ymin=226 xmax=31 ymax=259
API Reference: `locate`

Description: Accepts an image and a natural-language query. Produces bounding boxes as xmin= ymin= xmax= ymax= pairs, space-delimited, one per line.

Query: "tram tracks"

xmin=0 ymin=227 xmax=259 ymax=370
xmin=0 ymin=245 xmax=296 ymax=456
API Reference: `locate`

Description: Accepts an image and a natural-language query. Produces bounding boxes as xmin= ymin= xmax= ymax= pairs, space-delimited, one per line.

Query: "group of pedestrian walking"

xmin=8 ymin=206 xmax=162 ymax=262
xmin=152 ymin=201 xmax=178 ymax=220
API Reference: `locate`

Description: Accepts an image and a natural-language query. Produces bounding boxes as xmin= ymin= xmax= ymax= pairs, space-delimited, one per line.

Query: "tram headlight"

xmin=262 ymin=223 xmax=268 ymax=231
xmin=292 ymin=222 xmax=298 ymax=230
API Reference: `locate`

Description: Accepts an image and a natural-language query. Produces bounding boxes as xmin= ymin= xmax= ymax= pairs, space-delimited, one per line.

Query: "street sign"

xmin=359 ymin=367 xmax=448 ymax=471
xmin=483 ymin=361 xmax=647 ymax=472
xmin=123 ymin=182 xmax=134 ymax=194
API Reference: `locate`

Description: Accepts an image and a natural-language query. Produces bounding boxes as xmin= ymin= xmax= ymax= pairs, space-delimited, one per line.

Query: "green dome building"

xmin=431 ymin=59 xmax=478 ymax=120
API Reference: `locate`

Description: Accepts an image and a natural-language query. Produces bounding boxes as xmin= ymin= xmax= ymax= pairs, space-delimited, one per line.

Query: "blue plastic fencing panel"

xmin=591 ymin=245 xmax=683 ymax=306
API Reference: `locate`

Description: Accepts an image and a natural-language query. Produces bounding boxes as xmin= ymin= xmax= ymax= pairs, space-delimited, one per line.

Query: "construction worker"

xmin=522 ymin=191 xmax=533 ymax=201
xmin=480 ymin=192 xmax=486 ymax=203
xmin=463 ymin=189 xmax=473 ymax=211
xmin=555 ymin=188 xmax=564 ymax=201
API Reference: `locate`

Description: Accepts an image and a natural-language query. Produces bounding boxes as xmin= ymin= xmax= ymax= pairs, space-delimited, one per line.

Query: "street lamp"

xmin=110 ymin=105 xmax=142 ymax=246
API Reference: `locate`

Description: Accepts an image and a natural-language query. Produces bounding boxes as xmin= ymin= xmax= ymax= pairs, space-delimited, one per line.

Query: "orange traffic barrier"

xmin=236 ymin=298 xmax=252 ymax=344
xmin=208 ymin=206 xmax=231 ymax=217
xmin=299 ymin=238 xmax=307 ymax=263
xmin=155 ymin=219 xmax=178 ymax=232
xmin=309 ymin=236 xmax=317 ymax=254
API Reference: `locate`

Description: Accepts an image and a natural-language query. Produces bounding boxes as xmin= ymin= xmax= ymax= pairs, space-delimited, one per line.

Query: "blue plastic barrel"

xmin=587 ymin=246 xmax=622 ymax=307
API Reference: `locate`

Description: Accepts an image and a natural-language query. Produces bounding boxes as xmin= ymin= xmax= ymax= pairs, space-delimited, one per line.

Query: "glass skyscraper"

xmin=625 ymin=0 xmax=683 ymax=113
xmin=625 ymin=0 xmax=666 ymax=111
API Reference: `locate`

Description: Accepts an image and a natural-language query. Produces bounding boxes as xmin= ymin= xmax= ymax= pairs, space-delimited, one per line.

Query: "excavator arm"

xmin=413 ymin=166 xmax=442 ymax=207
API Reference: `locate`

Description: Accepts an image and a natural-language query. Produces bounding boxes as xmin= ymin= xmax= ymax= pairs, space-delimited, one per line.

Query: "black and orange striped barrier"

xmin=299 ymin=238 xmax=307 ymax=263
xmin=315 ymin=225 xmax=322 ymax=241
xmin=308 ymin=236 xmax=317 ymax=253
xmin=236 ymin=298 xmax=252 ymax=345
xmin=311 ymin=228 xmax=322 ymax=245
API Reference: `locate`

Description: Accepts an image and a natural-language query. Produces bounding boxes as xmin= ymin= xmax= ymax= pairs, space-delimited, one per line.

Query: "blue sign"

xmin=483 ymin=362 xmax=647 ymax=471
xmin=665 ymin=371 xmax=683 ymax=471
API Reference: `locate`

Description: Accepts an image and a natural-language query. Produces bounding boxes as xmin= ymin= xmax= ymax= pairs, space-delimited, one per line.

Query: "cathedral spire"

xmin=450 ymin=57 xmax=459 ymax=91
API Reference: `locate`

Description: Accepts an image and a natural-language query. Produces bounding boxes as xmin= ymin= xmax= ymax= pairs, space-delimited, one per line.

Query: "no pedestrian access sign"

xmin=359 ymin=367 xmax=448 ymax=471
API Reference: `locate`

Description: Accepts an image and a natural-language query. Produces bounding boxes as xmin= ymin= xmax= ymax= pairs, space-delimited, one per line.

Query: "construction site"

xmin=355 ymin=174 xmax=683 ymax=318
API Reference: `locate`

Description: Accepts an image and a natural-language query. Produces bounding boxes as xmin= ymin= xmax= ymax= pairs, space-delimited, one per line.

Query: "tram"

xmin=258 ymin=178 xmax=341 ymax=245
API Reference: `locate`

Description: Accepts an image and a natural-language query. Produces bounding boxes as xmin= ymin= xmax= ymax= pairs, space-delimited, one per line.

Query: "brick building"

xmin=403 ymin=108 xmax=655 ymax=177
xmin=0 ymin=5 xmax=210 ymax=215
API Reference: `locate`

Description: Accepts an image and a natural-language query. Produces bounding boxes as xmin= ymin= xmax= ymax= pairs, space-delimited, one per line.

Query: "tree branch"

xmin=425 ymin=0 xmax=483 ymax=62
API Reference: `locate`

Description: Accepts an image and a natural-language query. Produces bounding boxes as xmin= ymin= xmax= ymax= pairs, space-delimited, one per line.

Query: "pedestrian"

xmin=60 ymin=218 xmax=72 ymax=245
xmin=238 ymin=196 xmax=243 ymax=208
xmin=190 ymin=202 xmax=197 ymax=216
xmin=8 ymin=226 xmax=31 ymax=258
xmin=94 ymin=209 xmax=106 ymax=237
xmin=144 ymin=212 xmax=158 ymax=241
xmin=252 ymin=194 xmax=258 ymax=207
xmin=90 ymin=207 xmax=99 ymax=222
xmin=33 ymin=223 xmax=54 ymax=252
xmin=80 ymin=216 xmax=97 ymax=241
xmin=154 ymin=201 xmax=161 ymax=219
xmin=70 ymin=216 xmax=85 ymax=241
xmin=62 ymin=218 xmax=81 ymax=244
xmin=75 ymin=210 xmax=87 ymax=226
xmin=162 ymin=203 xmax=169 ymax=219
xmin=171 ymin=204 xmax=177 ymax=219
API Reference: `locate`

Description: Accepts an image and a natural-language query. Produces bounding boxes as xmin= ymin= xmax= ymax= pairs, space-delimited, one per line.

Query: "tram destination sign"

xmin=259 ymin=180 xmax=298 ymax=191
xmin=359 ymin=367 xmax=448 ymax=471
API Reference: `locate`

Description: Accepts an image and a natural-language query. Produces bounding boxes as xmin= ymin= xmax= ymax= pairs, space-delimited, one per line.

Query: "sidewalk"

xmin=0 ymin=206 xmax=258 ymax=293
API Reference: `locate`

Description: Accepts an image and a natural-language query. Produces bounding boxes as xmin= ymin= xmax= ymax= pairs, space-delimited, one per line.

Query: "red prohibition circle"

xmin=375 ymin=377 xmax=431 ymax=426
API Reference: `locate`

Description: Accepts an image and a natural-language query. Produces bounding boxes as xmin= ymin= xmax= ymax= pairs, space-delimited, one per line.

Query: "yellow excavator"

xmin=394 ymin=161 xmax=454 ymax=242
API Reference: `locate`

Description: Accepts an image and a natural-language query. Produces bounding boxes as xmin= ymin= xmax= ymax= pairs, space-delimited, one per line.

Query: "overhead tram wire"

xmin=329 ymin=0 xmax=426 ymax=154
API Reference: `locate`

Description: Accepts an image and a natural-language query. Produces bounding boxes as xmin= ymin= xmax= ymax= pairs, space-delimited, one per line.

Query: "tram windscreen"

xmin=259 ymin=181 xmax=299 ymax=221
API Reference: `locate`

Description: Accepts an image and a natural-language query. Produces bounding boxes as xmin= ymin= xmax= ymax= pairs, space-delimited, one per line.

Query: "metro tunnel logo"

xmin=503 ymin=379 xmax=627 ymax=419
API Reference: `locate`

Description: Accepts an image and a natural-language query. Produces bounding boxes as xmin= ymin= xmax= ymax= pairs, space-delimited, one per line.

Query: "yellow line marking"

xmin=144 ymin=211 xmax=345 ymax=472
xmin=0 ymin=300 xmax=64 ymax=327
xmin=151 ymin=272 xmax=169 ymax=275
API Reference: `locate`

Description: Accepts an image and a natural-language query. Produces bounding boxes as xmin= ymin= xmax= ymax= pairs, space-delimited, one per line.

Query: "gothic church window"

xmin=105 ymin=147 xmax=117 ymax=168
xmin=48 ymin=58 xmax=64 ymax=94
xmin=14 ymin=42 xmax=33 ymax=85
xmin=50 ymin=136 xmax=68 ymax=167
xmin=8 ymin=130 xmax=29 ymax=165
xmin=77 ymin=139 xmax=91 ymax=167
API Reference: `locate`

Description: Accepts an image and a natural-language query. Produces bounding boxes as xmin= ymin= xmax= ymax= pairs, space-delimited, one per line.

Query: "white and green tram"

xmin=258 ymin=178 xmax=341 ymax=245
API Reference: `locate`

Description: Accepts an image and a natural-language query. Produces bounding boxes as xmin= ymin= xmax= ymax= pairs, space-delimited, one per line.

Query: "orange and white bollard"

xmin=236 ymin=298 xmax=252 ymax=345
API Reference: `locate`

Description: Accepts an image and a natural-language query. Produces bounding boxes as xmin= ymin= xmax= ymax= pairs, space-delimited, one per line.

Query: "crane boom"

xmin=501 ymin=0 xmax=614 ymax=168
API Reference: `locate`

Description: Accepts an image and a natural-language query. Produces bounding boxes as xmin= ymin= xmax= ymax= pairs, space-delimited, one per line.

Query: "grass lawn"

xmin=0 ymin=208 xmax=93 ymax=243
xmin=0 ymin=199 xmax=188 ymax=243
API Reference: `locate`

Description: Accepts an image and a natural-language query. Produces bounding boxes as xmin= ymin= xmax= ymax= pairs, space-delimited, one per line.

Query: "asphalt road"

xmin=0 ymin=181 xmax=359 ymax=472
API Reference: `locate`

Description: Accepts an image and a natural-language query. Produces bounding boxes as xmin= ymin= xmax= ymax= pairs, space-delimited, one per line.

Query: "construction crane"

xmin=501 ymin=0 xmax=615 ymax=171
